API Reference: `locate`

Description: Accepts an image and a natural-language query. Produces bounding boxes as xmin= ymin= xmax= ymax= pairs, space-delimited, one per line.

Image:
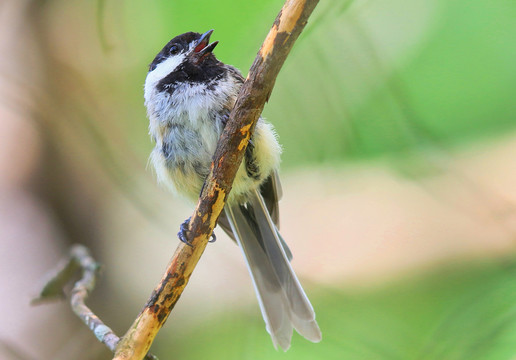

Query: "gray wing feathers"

xmin=219 ymin=172 xmax=292 ymax=261
xmin=262 ymin=171 xmax=293 ymax=261
xmin=260 ymin=170 xmax=282 ymax=227
xmin=224 ymin=189 xmax=321 ymax=350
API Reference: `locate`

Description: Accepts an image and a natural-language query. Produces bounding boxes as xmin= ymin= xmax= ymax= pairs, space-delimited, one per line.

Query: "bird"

xmin=144 ymin=29 xmax=321 ymax=350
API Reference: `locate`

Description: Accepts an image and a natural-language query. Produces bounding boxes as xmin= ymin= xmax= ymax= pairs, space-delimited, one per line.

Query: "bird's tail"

xmin=224 ymin=189 xmax=321 ymax=350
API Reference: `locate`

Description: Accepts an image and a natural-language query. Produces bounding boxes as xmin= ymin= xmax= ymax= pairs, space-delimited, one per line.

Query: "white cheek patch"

xmin=144 ymin=54 xmax=187 ymax=104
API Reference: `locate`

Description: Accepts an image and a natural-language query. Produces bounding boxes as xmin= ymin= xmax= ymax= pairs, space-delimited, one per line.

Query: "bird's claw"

xmin=178 ymin=217 xmax=193 ymax=247
xmin=178 ymin=217 xmax=217 ymax=246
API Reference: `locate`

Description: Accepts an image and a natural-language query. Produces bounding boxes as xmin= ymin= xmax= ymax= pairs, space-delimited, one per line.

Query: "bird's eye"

xmin=169 ymin=45 xmax=181 ymax=55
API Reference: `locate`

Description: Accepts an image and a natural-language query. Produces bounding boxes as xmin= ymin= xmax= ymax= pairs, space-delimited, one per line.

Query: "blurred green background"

xmin=1 ymin=0 xmax=516 ymax=359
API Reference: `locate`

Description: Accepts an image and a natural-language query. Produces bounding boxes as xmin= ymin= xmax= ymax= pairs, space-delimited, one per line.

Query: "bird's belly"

xmin=149 ymin=117 xmax=281 ymax=204
xmin=150 ymin=147 xmax=208 ymax=201
xmin=150 ymin=123 xmax=217 ymax=201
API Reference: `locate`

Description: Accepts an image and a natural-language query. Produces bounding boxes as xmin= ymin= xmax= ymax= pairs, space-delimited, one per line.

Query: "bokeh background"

xmin=2 ymin=0 xmax=516 ymax=359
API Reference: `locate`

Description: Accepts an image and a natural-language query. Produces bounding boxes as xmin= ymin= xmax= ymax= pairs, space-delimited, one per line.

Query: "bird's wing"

xmin=217 ymin=171 xmax=292 ymax=260
xmin=260 ymin=170 xmax=282 ymax=228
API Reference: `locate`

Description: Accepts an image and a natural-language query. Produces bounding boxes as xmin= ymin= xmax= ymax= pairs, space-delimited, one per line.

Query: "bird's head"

xmin=149 ymin=30 xmax=219 ymax=72
xmin=145 ymin=30 xmax=222 ymax=100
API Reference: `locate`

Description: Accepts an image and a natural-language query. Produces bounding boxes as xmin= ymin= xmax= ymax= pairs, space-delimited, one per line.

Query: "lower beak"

xmin=192 ymin=30 xmax=218 ymax=64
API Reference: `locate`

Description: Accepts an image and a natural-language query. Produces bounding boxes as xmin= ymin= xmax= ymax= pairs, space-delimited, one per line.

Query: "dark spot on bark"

xmin=163 ymin=291 xmax=174 ymax=304
xmin=199 ymin=181 xmax=206 ymax=197
xmin=274 ymin=31 xmax=290 ymax=49
xmin=273 ymin=9 xmax=283 ymax=28
xmin=145 ymin=291 xmax=159 ymax=310
xmin=144 ymin=272 xmax=174 ymax=309
xmin=164 ymin=272 xmax=174 ymax=283
xmin=157 ymin=310 xmax=167 ymax=324
xmin=266 ymin=89 xmax=272 ymax=103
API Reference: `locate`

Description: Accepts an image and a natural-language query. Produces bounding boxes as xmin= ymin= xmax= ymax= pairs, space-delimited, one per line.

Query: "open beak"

xmin=192 ymin=29 xmax=218 ymax=64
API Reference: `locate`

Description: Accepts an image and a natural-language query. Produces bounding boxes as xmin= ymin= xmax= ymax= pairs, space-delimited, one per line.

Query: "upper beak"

xmin=192 ymin=30 xmax=218 ymax=63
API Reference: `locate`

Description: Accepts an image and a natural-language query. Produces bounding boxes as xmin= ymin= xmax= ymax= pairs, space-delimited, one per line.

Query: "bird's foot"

xmin=178 ymin=217 xmax=193 ymax=247
xmin=178 ymin=217 xmax=217 ymax=246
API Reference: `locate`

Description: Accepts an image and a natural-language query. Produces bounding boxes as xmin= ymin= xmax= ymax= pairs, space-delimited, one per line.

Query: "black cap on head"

xmin=149 ymin=31 xmax=218 ymax=71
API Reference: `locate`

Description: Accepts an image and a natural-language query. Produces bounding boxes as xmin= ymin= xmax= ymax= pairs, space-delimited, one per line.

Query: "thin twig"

xmin=32 ymin=245 xmax=157 ymax=360
xmin=113 ymin=0 xmax=320 ymax=359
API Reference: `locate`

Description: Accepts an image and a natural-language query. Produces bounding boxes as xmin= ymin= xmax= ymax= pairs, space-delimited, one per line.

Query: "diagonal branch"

xmin=113 ymin=1 xmax=319 ymax=359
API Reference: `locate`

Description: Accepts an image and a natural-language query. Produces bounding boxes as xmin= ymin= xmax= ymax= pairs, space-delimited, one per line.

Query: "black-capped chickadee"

xmin=144 ymin=30 xmax=321 ymax=350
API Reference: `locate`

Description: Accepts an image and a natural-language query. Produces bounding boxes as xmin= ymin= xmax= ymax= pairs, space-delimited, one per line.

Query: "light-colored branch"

xmin=32 ymin=245 xmax=157 ymax=360
xmin=113 ymin=0 xmax=320 ymax=359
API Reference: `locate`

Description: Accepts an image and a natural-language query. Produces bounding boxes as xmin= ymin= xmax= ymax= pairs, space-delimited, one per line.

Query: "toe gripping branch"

xmin=178 ymin=217 xmax=216 ymax=246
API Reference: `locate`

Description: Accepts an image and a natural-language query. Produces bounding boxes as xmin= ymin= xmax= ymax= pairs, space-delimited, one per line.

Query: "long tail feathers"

xmin=224 ymin=189 xmax=321 ymax=350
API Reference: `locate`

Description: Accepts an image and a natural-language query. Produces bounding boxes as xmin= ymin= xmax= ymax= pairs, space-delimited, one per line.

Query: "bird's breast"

xmin=148 ymin=105 xmax=223 ymax=201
